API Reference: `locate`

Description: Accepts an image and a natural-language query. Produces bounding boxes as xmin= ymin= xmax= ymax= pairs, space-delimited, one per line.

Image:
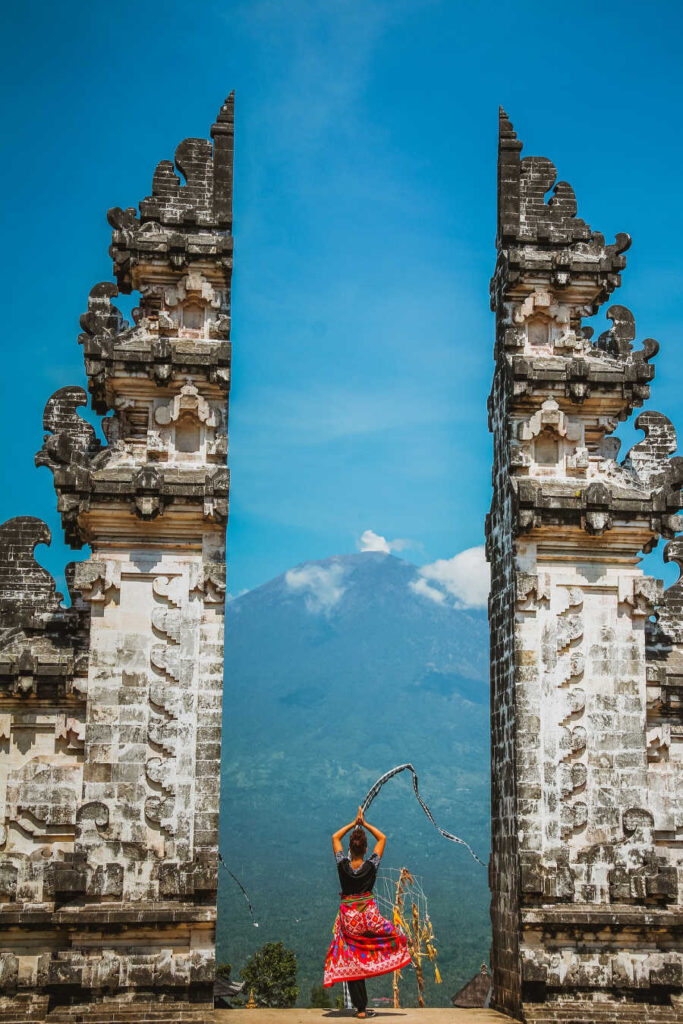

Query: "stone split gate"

xmin=0 ymin=99 xmax=680 ymax=1022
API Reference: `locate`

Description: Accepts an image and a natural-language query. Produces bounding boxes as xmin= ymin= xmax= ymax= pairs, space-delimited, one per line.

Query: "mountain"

xmin=217 ymin=552 xmax=491 ymax=1007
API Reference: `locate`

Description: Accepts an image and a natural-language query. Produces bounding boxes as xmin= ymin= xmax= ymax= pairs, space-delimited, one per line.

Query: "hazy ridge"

xmin=217 ymin=552 xmax=491 ymax=1007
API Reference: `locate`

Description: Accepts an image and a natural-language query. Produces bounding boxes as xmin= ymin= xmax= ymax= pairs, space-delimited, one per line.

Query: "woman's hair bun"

xmin=349 ymin=826 xmax=368 ymax=856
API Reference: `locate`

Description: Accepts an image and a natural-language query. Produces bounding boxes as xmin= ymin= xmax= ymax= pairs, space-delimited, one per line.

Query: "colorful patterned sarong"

xmin=323 ymin=892 xmax=412 ymax=987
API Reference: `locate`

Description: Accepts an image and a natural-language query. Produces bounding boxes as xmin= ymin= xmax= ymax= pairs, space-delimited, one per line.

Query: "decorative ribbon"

xmin=361 ymin=763 xmax=486 ymax=867
xmin=219 ymin=852 xmax=259 ymax=926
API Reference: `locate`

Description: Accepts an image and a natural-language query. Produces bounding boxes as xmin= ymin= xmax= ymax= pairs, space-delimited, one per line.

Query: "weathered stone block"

xmin=0 ymin=955 xmax=18 ymax=991
xmin=90 ymin=863 xmax=124 ymax=896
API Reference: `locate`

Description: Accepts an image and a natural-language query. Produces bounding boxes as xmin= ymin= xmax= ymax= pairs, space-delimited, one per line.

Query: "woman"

xmin=323 ymin=806 xmax=411 ymax=1018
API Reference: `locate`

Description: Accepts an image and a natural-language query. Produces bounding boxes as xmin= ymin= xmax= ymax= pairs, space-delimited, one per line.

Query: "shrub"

xmin=240 ymin=941 xmax=298 ymax=1008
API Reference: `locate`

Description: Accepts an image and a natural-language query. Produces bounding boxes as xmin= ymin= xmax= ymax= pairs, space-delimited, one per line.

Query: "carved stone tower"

xmin=487 ymin=109 xmax=682 ymax=1021
xmin=0 ymin=96 xmax=233 ymax=1021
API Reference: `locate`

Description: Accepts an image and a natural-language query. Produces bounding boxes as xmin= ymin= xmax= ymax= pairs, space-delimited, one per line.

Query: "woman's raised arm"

xmin=332 ymin=807 xmax=363 ymax=853
xmin=359 ymin=809 xmax=386 ymax=858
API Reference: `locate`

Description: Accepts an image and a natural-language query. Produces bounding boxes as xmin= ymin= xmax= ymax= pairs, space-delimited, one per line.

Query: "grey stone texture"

xmin=487 ymin=109 xmax=683 ymax=1020
xmin=0 ymin=95 xmax=234 ymax=1021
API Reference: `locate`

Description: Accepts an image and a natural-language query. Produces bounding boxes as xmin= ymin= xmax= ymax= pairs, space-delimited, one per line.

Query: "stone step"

xmin=45 ymin=1004 xmax=212 ymax=1024
xmin=0 ymin=1010 xmax=47 ymax=1023
xmin=0 ymin=1015 xmax=209 ymax=1024
xmin=524 ymin=1003 xmax=682 ymax=1024
xmin=0 ymin=1017 xmax=46 ymax=1024
xmin=45 ymin=1011 xmax=210 ymax=1019
xmin=0 ymin=996 xmax=48 ymax=1022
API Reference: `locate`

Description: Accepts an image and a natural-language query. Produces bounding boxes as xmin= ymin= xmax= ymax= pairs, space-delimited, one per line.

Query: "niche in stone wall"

xmin=175 ymin=414 xmax=201 ymax=454
xmin=534 ymin=429 xmax=559 ymax=466
xmin=182 ymin=302 xmax=204 ymax=331
xmin=527 ymin=318 xmax=550 ymax=347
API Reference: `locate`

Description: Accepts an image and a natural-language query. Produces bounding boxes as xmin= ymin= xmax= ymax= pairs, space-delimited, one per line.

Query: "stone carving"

xmin=625 ymin=410 xmax=683 ymax=495
xmin=147 ymin=380 xmax=227 ymax=465
xmin=488 ymin=109 xmax=682 ymax=1018
xmin=37 ymin=379 xmax=230 ymax=536
xmin=80 ymin=110 xmax=233 ymax=415
xmin=79 ymin=281 xmax=129 ymax=346
xmin=0 ymin=96 xmax=233 ymax=1019
xmin=72 ymin=560 xmax=121 ymax=604
xmin=0 ymin=517 xmax=59 ymax=614
xmin=36 ymin=386 xmax=102 ymax=472
xmin=0 ymin=518 xmax=88 ymax=942
xmin=0 ymin=519 xmax=89 ymax=696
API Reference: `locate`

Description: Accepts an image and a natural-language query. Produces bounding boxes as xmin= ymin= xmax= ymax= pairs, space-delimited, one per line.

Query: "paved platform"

xmin=215 ymin=1011 xmax=510 ymax=1023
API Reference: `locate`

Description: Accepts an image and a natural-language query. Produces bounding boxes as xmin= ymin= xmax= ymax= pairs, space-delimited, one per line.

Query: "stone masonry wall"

xmin=487 ymin=358 xmax=520 ymax=1015
xmin=487 ymin=110 xmax=683 ymax=1020
xmin=0 ymin=96 xmax=234 ymax=1022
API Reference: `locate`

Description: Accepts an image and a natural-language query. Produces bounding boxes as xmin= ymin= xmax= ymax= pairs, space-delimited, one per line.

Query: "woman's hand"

xmin=332 ymin=812 xmax=364 ymax=853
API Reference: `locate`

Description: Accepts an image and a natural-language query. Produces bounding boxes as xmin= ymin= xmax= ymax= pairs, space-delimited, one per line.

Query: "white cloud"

xmin=358 ymin=529 xmax=413 ymax=554
xmin=410 ymin=577 xmax=446 ymax=605
xmin=285 ymin=562 xmax=347 ymax=614
xmin=411 ymin=545 xmax=490 ymax=609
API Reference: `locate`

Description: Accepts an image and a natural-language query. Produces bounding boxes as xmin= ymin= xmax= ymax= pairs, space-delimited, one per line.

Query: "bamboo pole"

xmin=391 ymin=868 xmax=411 ymax=1008
xmin=411 ymin=901 xmax=425 ymax=1008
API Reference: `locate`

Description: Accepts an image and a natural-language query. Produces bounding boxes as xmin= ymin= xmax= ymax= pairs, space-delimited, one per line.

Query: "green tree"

xmin=310 ymin=983 xmax=332 ymax=1008
xmin=240 ymin=941 xmax=298 ymax=1008
xmin=215 ymin=962 xmax=232 ymax=981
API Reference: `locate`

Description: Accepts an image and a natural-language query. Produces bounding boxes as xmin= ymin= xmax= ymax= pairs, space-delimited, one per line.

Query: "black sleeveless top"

xmin=336 ymin=851 xmax=381 ymax=895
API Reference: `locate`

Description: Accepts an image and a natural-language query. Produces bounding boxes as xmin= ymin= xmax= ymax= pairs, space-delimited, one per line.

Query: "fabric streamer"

xmin=219 ymin=852 xmax=259 ymax=926
xmin=361 ymin=763 xmax=486 ymax=867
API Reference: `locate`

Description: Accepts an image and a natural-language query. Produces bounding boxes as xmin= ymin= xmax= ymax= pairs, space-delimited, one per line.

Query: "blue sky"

xmin=1 ymin=0 xmax=682 ymax=595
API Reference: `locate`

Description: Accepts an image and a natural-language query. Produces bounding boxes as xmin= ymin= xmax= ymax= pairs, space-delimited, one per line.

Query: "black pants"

xmin=348 ymin=979 xmax=367 ymax=1012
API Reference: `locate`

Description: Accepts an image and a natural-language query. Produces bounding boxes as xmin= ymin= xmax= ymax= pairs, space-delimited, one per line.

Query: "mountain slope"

xmin=217 ymin=552 xmax=491 ymax=1006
